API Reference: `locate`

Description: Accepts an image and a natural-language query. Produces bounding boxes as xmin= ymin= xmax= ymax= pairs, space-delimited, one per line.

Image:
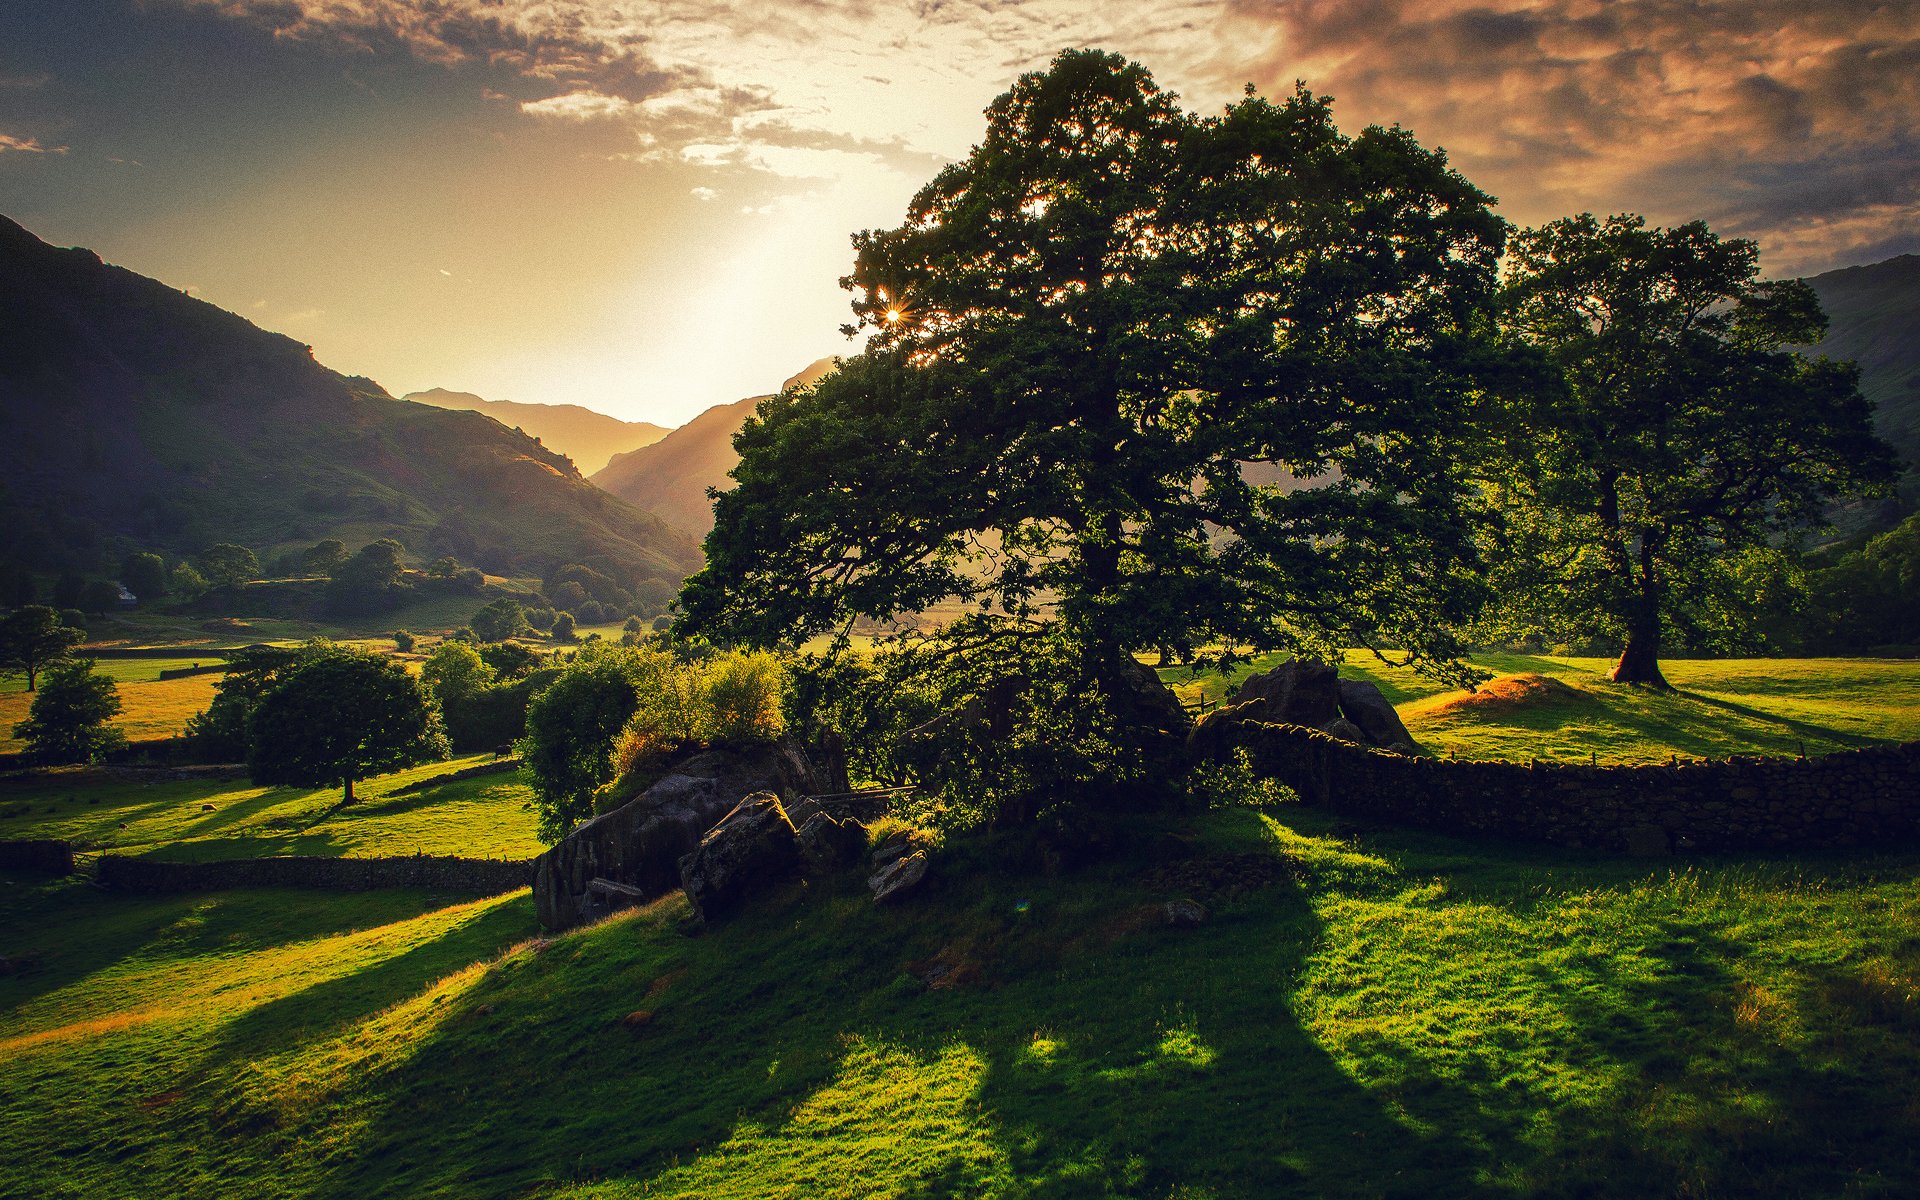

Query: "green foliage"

xmin=247 ymin=644 xmax=447 ymax=802
xmin=323 ymin=539 xmax=410 ymax=617
xmin=519 ymin=643 xmax=649 ymax=838
xmin=197 ymin=542 xmax=259 ymax=590
xmin=0 ymin=605 xmax=85 ymax=691
xmin=185 ymin=643 xmax=327 ymax=761
xmin=471 ymin=597 xmax=531 ymax=642
xmin=11 ymin=658 xmax=125 ymax=763
xmin=76 ymin=578 xmax=122 ymax=614
xmin=1185 ymin=747 xmax=1299 ymax=809
xmin=302 ymin=538 xmax=349 ymax=576
xmin=120 ymin=552 xmax=168 ymax=602
xmin=1787 ymin=513 xmax=1920 ymax=652
xmin=1487 ymin=214 xmax=1898 ymax=684
xmin=392 ymin=628 xmax=416 ymax=652
xmin=478 ymin=640 xmax=540 ymax=679
xmin=167 ymin=562 xmax=207 ymax=600
xmin=422 ymin=639 xmax=550 ymax=753
xmin=785 ymin=652 xmax=938 ymax=788
xmin=549 ymin=611 xmax=576 ymax=642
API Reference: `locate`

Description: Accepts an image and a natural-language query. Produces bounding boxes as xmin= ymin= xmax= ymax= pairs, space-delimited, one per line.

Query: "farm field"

xmin=0 ymin=754 xmax=542 ymax=863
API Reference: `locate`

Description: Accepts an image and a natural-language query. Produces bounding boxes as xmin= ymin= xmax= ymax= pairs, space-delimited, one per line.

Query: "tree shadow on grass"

xmin=1680 ymin=692 xmax=1880 ymax=753
xmin=303 ymin=834 xmax=1505 ymax=1200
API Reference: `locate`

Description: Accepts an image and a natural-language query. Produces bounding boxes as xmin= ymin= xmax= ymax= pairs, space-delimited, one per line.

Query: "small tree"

xmin=168 ymin=562 xmax=208 ymax=600
xmin=302 ymin=539 xmax=349 ymax=577
xmin=550 ymin=611 xmax=577 ymax=643
xmin=197 ymin=543 xmax=260 ymax=590
xmin=472 ymin=598 xmax=531 ymax=642
xmin=519 ymin=644 xmax=645 ymax=837
xmin=13 ymin=659 xmax=126 ymax=764
xmin=121 ymin=552 xmax=169 ymax=603
xmin=1491 ymin=214 xmax=1897 ymax=686
xmin=248 ymin=646 xmax=448 ymax=803
xmin=0 ymin=605 xmax=85 ymax=691
xmin=324 ymin=539 xmax=409 ymax=616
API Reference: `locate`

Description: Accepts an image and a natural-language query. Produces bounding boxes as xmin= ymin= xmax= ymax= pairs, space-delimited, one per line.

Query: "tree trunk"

xmin=1609 ymin=624 xmax=1670 ymax=689
xmin=342 ymin=774 xmax=356 ymax=805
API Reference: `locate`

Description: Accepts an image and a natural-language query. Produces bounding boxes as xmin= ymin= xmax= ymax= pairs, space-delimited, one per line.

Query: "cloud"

xmin=166 ymin=0 xmax=1920 ymax=273
xmin=690 ymin=185 xmax=719 ymax=200
xmin=0 ymin=132 xmax=66 ymax=154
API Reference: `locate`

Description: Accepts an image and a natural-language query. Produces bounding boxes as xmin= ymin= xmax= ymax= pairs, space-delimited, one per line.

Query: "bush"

xmin=471 ymin=598 xmax=530 ymax=643
xmin=1185 ymin=748 xmax=1298 ymax=809
xmin=550 ymin=611 xmax=577 ymax=642
xmin=13 ymin=659 xmax=126 ymax=764
xmin=392 ymin=629 xmax=416 ymax=652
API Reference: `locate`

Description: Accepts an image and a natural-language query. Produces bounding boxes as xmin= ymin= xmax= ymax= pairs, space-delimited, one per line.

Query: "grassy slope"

xmin=4 ymin=807 xmax=1918 ymax=1198
xmin=1164 ymin=651 xmax=1920 ymax=764
xmin=0 ymin=754 xmax=542 ymax=862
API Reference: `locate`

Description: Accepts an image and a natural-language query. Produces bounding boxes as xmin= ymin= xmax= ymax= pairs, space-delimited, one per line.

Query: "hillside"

xmin=0 ymin=216 xmax=700 ymax=588
xmin=1806 ymin=253 xmax=1920 ymax=496
xmin=402 ymin=387 xmax=667 ymax=475
xmin=592 ymin=358 xmax=835 ymax=538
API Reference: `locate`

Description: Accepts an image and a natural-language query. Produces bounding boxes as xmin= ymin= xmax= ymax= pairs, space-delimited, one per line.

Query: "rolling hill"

xmin=1807 ymin=253 xmax=1920 ymax=498
xmin=401 ymin=387 xmax=668 ymax=475
xmin=0 ymin=215 xmax=700 ymax=588
xmin=591 ymin=358 xmax=835 ymax=538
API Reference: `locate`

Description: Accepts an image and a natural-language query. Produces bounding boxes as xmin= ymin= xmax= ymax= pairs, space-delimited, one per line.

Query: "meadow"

xmin=2 ymin=656 xmax=1917 ymax=1198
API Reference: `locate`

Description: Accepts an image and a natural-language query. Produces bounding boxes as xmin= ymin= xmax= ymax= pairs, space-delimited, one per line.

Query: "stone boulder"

xmin=678 ymin=792 xmax=801 ymax=921
xmin=1336 ymin=679 xmax=1418 ymax=752
xmin=795 ymin=810 xmax=867 ymax=875
xmin=1234 ymin=658 xmax=1340 ymax=727
xmin=532 ymin=739 xmax=817 ymax=931
xmin=870 ymin=850 xmax=929 ymax=904
xmin=1322 ymin=716 xmax=1368 ymax=746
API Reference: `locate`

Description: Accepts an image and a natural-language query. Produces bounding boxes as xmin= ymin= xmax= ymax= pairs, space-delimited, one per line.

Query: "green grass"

xmin=0 ymin=754 xmax=542 ymax=862
xmin=4 ymin=808 xmax=1918 ymax=1198
xmin=1163 ymin=651 xmax=1920 ymax=764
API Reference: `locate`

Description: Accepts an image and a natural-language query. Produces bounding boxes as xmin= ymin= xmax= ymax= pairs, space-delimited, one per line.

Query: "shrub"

xmin=703 ymin=650 xmax=786 ymax=744
xmin=392 ymin=629 xmax=416 ymax=653
xmin=471 ymin=598 xmax=530 ymax=643
xmin=1185 ymin=748 xmax=1298 ymax=809
xmin=550 ymin=611 xmax=577 ymax=642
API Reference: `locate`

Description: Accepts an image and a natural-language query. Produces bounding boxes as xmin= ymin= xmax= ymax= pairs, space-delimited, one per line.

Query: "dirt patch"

xmin=1424 ymin=673 xmax=1585 ymax=718
xmin=908 ymin=944 xmax=985 ymax=991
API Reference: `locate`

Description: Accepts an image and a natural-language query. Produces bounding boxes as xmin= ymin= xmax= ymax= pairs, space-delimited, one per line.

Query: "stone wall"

xmin=1190 ymin=711 xmax=1920 ymax=853
xmin=94 ymin=853 xmax=531 ymax=894
xmin=0 ymin=839 xmax=75 ymax=874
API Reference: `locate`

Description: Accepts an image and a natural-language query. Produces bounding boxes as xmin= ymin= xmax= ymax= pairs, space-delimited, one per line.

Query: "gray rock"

xmin=1233 ymin=658 xmax=1340 ymax=727
xmin=1337 ymin=679 xmax=1419 ymax=750
xmin=870 ymin=849 xmax=929 ymax=904
xmin=1321 ymin=716 xmax=1368 ymax=745
xmin=532 ymin=739 xmax=816 ymax=931
xmin=1164 ymin=898 xmax=1209 ymax=927
xmin=678 ymin=792 xmax=801 ymax=921
xmin=795 ymin=811 xmax=867 ymax=876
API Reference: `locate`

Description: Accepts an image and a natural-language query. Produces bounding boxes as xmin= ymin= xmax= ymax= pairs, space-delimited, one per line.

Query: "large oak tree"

xmin=679 ymin=51 xmax=1508 ymax=705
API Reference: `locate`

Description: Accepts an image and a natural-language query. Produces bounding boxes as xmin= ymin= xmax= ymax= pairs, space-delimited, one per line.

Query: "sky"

xmin=2 ymin=0 xmax=1916 ymax=428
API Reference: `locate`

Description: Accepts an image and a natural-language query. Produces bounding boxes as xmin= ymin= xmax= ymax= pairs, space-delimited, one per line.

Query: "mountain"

xmin=0 ymin=215 xmax=700 ymax=588
xmin=1806 ymin=253 xmax=1920 ymax=498
xmin=591 ymin=358 xmax=836 ymax=538
xmin=400 ymin=388 xmax=667 ymax=475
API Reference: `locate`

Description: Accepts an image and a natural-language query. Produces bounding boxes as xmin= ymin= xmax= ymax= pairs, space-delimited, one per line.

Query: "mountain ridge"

xmin=401 ymin=387 xmax=668 ymax=475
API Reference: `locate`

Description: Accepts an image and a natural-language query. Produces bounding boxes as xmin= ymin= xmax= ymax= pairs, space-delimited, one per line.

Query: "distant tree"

xmin=422 ymin=640 xmax=496 ymax=708
xmin=77 ymin=579 xmax=123 ymax=615
xmin=12 ymin=659 xmax=125 ymax=764
xmin=302 ymin=539 xmax=349 ymax=577
xmin=324 ymin=539 xmax=409 ymax=616
xmin=0 ymin=605 xmax=85 ymax=691
xmin=453 ymin=567 xmax=485 ymax=593
xmin=522 ymin=606 xmax=555 ymax=633
xmin=479 ymin=640 xmax=541 ymax=679
xmin=185 ymin=643 xmax=322 ymax=760
xmin=471 ymin=597 xmax=530 ymax=642
xmin=248 ymin=646 xmax=447 ymax=804
xmin=53 ymin=572 xmax=85 ymax=609
xmin=167 ymin=562 xmax=208 ymax=600
xmin=120 ymin=552 xmax=169 ymax=603
xmin=197 ymin=543 xmax=260 ymax=590
xmin=427 ymin=556 xmax=461 ymax=579
xmin=547 ymin=580 xmax=590 ymax=613
xmin=392 ymin=629 xmax=416 ymax=653
xmin=622 ymin=615 xmax=645 ymax=635
xmin=550 ymin=611 xmax=577 ymax=643
xmin=1489 ymin=214 xmax=1897 ymax=686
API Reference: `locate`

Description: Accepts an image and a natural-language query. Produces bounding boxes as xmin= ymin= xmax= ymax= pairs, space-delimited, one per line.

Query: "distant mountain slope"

xmin=1806 ymin=253 xmax=1920 ymax=494
xmin=401 ymin=387 xmax=667 ymax=474
xmin=591 ymin=358 xmax=835 ymax=538
xmin=0 ymin=215 xmax=700 ymax=587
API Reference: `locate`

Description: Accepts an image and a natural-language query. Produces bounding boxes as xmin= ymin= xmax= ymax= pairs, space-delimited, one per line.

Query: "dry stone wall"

xmin=0 ymin=839 xmax=75 ymax=874
xmin=1190 ymin=710 xmax=1920 ymax=854
xmin=94 ymin=853 xmax=531 ymax=894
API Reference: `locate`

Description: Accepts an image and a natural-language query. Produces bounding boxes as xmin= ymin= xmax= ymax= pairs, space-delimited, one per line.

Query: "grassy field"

xmin=1164 ymin=651 xmax=1920 ymax=764
xmin=3 ymin=805 xmax=1917 ymax=1198
xmin=0 ymin=754 xmax=542 ymax=862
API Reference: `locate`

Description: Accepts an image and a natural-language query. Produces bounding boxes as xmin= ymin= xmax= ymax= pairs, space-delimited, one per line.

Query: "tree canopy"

xmin=1487 ymin=214 xmax=1896 ymax=686
xmin=12 ymin=659 xmax=125 ymax=764
xmin=247 ymin=644 xmax=447 ymax=802
xmin=679 ymin=50 xmax=1507 ymax=694
xmin=0 ymin=605 xmax=85 ymax=691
